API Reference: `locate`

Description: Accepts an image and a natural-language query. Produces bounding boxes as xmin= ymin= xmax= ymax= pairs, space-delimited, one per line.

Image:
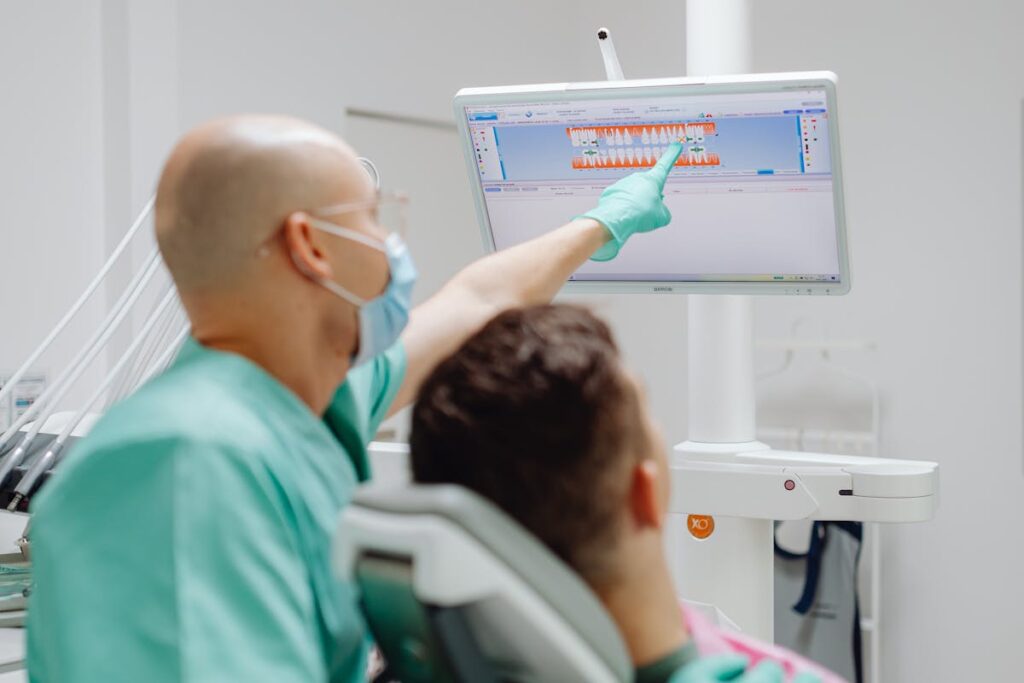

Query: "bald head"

xmin=155 ymin=115 xmax=374 ymax=293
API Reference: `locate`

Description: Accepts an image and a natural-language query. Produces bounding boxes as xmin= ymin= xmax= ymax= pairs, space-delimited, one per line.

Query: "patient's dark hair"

xmin=410 ymin=304 xmax=645 ymax=585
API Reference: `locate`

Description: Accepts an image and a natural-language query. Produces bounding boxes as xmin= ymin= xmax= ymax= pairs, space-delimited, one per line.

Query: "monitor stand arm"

xmin=671 ymin=293 xmax=778 ymax=641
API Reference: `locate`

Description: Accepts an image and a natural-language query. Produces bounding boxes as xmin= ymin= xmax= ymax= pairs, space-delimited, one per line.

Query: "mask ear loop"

xmin=307 ymin=217 xmax=388 ymax=253
xmin=287 ymin=245 xmax=368 ymax=308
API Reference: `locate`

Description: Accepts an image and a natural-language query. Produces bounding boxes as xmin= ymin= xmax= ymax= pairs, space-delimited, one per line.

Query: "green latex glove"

xmin=580 ymin=140 xmax=683 ymax=261
xmin=668 ymin=655 xmax=816 ymax=683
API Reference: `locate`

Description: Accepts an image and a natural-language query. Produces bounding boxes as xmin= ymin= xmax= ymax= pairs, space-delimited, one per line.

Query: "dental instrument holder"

xmin=598 ymin=3 xmax=938 ymax=644
xmin=0 ymin=428 xmax=86 ymax=512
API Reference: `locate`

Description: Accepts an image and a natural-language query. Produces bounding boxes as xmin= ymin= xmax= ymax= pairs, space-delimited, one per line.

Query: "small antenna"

xmin=596 ymin=27 xmax=625 ymax=81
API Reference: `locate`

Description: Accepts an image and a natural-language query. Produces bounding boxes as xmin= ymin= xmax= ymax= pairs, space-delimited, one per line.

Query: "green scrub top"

xmin=26 ymin=337 xmax=406 ymax=682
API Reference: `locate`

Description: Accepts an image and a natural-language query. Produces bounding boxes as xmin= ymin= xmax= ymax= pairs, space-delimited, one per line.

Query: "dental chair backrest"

xmin=333 ymin=484 xmax=632 ymax=683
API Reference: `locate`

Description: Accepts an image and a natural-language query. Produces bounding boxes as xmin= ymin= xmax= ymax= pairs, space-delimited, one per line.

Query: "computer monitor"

xmin=453 ymin=72 xmax=849 ymax=295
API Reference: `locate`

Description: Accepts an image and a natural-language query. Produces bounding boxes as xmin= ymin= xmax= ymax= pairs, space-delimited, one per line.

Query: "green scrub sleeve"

xmin=322 ymin=341 xmax=407 ymax=482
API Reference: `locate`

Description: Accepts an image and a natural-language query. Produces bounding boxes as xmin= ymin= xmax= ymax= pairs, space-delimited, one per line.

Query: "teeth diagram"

xmin=567 ymin=123 xmax=720 ymax=169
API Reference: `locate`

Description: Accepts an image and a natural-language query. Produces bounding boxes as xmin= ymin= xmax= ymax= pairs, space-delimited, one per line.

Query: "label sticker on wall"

xmin=0 ymin=374 xmax=46 ymax=431
xmin=687 ymin=514 xmax=715 ymax=540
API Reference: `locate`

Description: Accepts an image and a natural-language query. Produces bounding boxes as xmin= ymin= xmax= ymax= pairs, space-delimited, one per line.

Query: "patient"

xmin=409 ymin=304 xmax=841 ymax=683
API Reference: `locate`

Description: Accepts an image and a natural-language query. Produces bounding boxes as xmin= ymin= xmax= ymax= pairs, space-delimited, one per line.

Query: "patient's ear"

xmin=629 ymin=459 xmax=664 ymax=530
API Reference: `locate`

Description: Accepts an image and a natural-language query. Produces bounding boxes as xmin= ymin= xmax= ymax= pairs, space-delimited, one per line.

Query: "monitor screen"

xmin=454 ymin=74 xmax=848 ymax=295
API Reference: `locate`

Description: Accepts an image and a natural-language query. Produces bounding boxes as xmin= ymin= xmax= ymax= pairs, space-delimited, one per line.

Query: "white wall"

xmin=0 ymin=4 xmax=109 ymax=410
xmin=2 ymin=1 xmax=1021 ymax=680
xmin=749 ymin=2 xmax=1024 ymax=680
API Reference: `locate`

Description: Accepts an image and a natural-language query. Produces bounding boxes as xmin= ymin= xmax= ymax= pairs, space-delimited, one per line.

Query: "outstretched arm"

xmin=389 ymin=217 xmax=606 ymax=414
xmin=389 ymin=141 xmax=684 ymax=415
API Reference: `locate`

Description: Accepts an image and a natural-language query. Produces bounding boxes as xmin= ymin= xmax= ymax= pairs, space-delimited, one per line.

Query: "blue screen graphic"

xmin=492 ymin=115 xmax=813 ymax=182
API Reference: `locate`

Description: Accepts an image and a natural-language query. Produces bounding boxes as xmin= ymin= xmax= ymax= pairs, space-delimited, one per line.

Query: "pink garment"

xmin=681 ymin=603 xmax=847 ymax=683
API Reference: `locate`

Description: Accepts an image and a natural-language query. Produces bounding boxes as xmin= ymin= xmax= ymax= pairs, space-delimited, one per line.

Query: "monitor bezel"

xmin=452 ymin=71 xmax=850 ymax=296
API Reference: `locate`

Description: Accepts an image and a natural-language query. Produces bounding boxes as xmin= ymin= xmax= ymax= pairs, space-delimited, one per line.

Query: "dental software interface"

xmin=463 ymin=89 xmax=841 ymax=283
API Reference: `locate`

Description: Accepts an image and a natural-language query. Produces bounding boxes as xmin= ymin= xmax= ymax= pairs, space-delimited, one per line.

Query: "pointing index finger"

xmin=648 ymin=140 xmax=684 ymax=185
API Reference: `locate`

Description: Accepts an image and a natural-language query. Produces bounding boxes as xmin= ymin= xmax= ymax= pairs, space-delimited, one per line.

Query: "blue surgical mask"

xmin=304 ymin=217 xmax=417 ymax=367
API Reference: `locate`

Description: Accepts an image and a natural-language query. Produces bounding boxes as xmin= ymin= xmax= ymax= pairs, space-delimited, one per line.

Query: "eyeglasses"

xmin=357 ymin=156 xmax=381 ymax=190
xmin=313 ymin=190 xmax=409 ymax=240
xmin=255 ymin=157 xmax=408 ymax=257
xmin=313 ymin=156 xmax=407 ymax=238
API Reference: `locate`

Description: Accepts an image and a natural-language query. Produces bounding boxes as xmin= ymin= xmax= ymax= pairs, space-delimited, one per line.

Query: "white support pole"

xmin=685 ymin=0 xmax=753 ymax=77
xmin=687 ymin=295 xmax=756 ymax=443
xmin=671 ymin=0 xmax=777 ymax=643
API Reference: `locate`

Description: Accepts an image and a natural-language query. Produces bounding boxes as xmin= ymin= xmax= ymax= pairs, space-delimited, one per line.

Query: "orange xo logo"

xmin=687 ymin=514 xmax=715 ymax=540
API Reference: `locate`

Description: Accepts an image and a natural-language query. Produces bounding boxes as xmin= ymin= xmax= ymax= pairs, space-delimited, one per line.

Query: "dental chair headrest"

xmin=334 ymin=483 xmax=632 ymax=683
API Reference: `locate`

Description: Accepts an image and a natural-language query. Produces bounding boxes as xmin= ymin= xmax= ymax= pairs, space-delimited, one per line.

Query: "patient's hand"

xmin=669 ymin=654 xmax=822 ymax=683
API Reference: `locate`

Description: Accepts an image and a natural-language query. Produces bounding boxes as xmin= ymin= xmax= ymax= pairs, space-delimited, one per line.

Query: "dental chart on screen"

xmin=455 ymin=73 xmax=850 ymax=294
